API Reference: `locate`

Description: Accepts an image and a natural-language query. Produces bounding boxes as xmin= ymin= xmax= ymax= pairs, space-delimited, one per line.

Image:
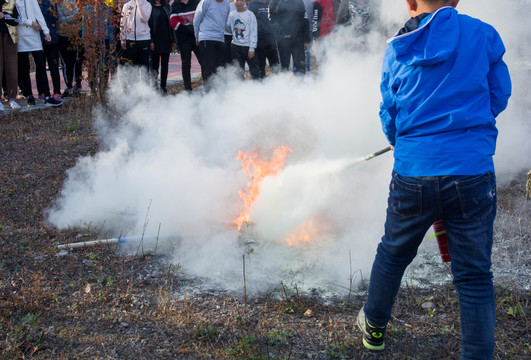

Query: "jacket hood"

xmin=388 ymin=7 xmax=459 ymax=66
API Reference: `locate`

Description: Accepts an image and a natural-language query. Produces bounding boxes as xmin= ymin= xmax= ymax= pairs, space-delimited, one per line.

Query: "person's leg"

xmin=214 ymin=40 xmax=226 ymax=72
xmin=159 ymin=52 xmax=170 ymax=91
xmin=151 ymin=51 xmax=161 ymax=86
xmin=44 ymin=43 xmax=62 ymax=96
xmin=74 ymin=44 xmax=84 ymax=91
xmin=32 ymin=51 xmax=51 ymax=98
xmin=58 ymin=35 xmax=75 ymax=89
xmin=17 ymin=52 xmax=32 ymax=98
xmin=276 ymin=39 xmax=290 ymax=71
xmin=138 ymin=40 xmax=151 ymax=72
xmin=291 ymin=40 xmax=306 ymax=75
xmin=247 ymin=52 xmax=261 ymax=80
xmin=305 ymin=31 xmax=312 ymax=73
xmin=4 ymin=35 xmax=18 ymax=106
xmin=364 ymin=172 xmax=437 ymax=328
xmin=442 ymin=172 xmax=497 ymax=359
xmin=199 ymin=40 xmax=216 ymax=89
xmin=265 ymin=40 xmax=280 ymax=74
xmin=231 ymin=44 xmax=246 ymax=79
xmin=255 ymin=44 xmax=266 ymax=79
xmin=179 ymin=41 xmax=194 ymax=91
xmin=0 ymin=34 xmax=5 ymax=100
xmin=224 ymin=34 xmax=232 ymax=65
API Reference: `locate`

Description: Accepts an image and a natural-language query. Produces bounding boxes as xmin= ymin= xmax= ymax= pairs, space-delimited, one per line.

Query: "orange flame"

xmin=284 ymin=219 xmax=320 ymax=247
xmin=235 ymin=146 xmax=292 ymax=230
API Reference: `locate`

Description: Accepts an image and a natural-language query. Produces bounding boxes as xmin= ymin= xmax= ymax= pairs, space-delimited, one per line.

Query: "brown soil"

xmin=0 ymin=90 xmax=529 ymax=359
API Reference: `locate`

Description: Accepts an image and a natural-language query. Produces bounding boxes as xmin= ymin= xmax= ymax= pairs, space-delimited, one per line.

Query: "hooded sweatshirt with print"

xmin=380 ymin=7 xmax=511 ymax=177
xmin=120 ymin=0 xmax=152 ymax=42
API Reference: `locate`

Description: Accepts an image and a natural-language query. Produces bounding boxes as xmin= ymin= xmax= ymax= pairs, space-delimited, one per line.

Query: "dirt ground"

xmin=1 ymin=90 xmax=529 ymax=359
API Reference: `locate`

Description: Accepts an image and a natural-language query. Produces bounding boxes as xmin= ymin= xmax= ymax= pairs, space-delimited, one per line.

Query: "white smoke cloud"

xmin=47 ymin=0 xmax=530 ymax=294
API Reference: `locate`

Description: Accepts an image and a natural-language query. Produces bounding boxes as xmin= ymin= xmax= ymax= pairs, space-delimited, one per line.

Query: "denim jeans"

xmin=364 ymin=171 xmax=496 ymax=360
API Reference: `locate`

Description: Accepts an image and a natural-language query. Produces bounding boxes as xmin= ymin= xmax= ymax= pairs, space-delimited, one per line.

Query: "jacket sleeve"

xmin=193 ymin=0 xmax=206 ymax=41
xmin=34 ymin=0 xmax=50 ymax=35
xmin=487 ymin=28 xmax=511 ymax=118
xmin=249 ymin=12 xmax=258 ymax=52
xmin=300 ymin=0 xmax=309 ymax=43
xmin=379 ymin=50 xmax=398 ymax=146
xmin=3 ymin=4 xmax=21 ymax=26
xmin=312 ymin=1 xmax=321 ymax=39
xmin=136 ymin=0 xmax=152 ymax=23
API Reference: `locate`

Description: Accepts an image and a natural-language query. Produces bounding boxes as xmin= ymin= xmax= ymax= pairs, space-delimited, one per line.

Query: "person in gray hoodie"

xmin=193 ymin=0 xmax=229 ymax=90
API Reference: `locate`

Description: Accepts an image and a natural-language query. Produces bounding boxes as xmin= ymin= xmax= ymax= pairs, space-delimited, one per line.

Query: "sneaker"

xmin=53 ymin=93 xmax=62 ymax=102
xmin=38 ymin=93 xmax=46 ymax=101
xmin=62 ymin=87 xmax=74 ymax=97
xmin=9 ymin=99 xmax=20 ymax=110
xmin=45 ymin=96 xmax=63 ymax=107
xmin=356 ymin=308 xmax=386 ymax=351
xmin=27 ymin=95 xmax=36 ymax=107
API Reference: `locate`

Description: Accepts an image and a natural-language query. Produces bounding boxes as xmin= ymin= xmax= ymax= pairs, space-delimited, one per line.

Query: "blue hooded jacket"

xmin=379 ymin=7 xmax=511 ymax=176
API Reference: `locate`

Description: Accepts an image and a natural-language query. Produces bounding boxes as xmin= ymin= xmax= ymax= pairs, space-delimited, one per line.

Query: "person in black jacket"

xmin=149 ymin=0 xmax=175 ymax=94
xmin=170 ymin=0 xmax=202 ymax=92
xmin=0 ymin=0 xmax=20 ymax=110
xmin=269 ymin=0 xmax=309 ymax=74
xmin=248 ymin=0 xmax=279 ymax=79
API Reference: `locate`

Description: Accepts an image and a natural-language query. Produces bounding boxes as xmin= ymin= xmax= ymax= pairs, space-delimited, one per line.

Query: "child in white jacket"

xmin=227 ymin=0 xmax=259 ymax=79
xmin=120 ymin=0 xmax=152 ymax=70
xmin=16 ymin=0 xmax=61 ymax=106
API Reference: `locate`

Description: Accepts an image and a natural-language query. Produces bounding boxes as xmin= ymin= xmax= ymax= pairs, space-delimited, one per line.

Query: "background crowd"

xmin=0 ymin=0 xmax=371 ymax=110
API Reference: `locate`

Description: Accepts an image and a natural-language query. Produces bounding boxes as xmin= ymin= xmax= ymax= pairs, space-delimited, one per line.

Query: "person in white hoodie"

xmin=16 ymin=0 xmax=61 ymax=106
xmin=120 ymin=0 xmax=152 ymax=70
xmin=227 ymin=0 xmax=259 ymax=79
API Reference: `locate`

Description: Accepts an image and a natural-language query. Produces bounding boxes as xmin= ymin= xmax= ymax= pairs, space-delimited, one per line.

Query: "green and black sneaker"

xmin=356 ymin=308 xmax=386 ymax=351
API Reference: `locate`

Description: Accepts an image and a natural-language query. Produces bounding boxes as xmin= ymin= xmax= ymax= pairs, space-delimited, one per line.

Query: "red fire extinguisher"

xmin=432 ymin=220 xmax=451 ymax=262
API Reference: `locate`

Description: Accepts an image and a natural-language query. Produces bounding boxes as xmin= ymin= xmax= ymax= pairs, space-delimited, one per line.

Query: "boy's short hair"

xmin=420 ymin=0 xmax=452 ymax=4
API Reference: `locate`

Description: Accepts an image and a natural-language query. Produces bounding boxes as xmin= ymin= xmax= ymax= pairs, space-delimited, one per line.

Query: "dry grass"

xmin=0 ymin=87 xmax=529 ymax=359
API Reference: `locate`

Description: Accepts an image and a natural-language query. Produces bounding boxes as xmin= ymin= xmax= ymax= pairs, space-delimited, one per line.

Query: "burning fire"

xmin=235 ymin=146 xmax=322 ymax=247
xmin=235 ymin=146 xmax=292 ymax=230
xmin=284 ymin=219 xmax=319 ymax=247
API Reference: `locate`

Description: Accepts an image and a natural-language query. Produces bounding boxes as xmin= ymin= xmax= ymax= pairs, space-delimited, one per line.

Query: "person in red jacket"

xmin=312 ymin=0 xmax=337 ymax=39
xmin=170 ymin=0 xmax=202 ymax=92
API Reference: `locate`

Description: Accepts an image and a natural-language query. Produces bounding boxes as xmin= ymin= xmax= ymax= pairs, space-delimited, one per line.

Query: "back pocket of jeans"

xmin=390 ymin=175 xmax=422 ymax=218
xmin=455 ymin=173 xmax=495 ymax=221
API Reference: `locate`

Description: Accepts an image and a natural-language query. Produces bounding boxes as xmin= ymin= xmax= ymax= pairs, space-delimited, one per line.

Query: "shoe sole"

xmin=45 ymin=103 xmax=62 ymax=107
xmin=357 ymin=311 xmax=385 ymax=351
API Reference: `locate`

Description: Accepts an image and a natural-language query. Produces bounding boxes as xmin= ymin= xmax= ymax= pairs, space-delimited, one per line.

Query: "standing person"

xmin=0 ymin=0 xmax=21 ymax=110
xmin=312 ymin=0 xmax=336 ymax=39
xmin=302 ymin=0 xmax=312 ymax=72
xmin=56 ymin=0 xmax=81 ymax=97
xmin=193 ymin=0 xmax=230 ymax=90
xmin=222 ymin=0 xmax=234 ymax=65
xmin=120 ymin=0 xmax=152 ymax=71
xmin=227 ymin=0 xmax=259 ymax=79
xmin=248 ymin=0 xmax=279 ymax=79
xmin=269 ymin=0 xmax=309 ymax=74
xmin=149 ymin=0 xmax=175 ymax=94
xmin=170 ymin=0 xmax=202 ymax=92
xmin=38 ymin=0 xmax=61 ymax=102
xmin=357 ymin=1 xmax=511 ymax=358
xmin=16 ymin=0 xmax=62 ymax=106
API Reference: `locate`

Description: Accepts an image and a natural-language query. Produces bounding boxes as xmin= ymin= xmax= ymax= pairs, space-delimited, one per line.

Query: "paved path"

xmin=1 ymin=52 xmax=201 ymax=112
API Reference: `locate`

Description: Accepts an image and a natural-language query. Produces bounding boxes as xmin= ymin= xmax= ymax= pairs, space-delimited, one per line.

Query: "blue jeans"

xmin=364 ymin=171 xmax=496 ymax=360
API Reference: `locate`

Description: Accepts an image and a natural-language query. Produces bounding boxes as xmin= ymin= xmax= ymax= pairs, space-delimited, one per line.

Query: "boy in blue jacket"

xmin=357 ymin=1 xmax=511 ymax=359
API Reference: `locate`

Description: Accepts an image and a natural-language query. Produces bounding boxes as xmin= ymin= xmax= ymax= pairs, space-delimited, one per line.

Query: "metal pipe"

xmin=364 ymin=146 xmax=392 ymax=161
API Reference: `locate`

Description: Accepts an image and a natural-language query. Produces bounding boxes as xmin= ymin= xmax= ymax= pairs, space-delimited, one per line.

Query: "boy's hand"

xmin=0 ymin=13 xmax=5 ymax=20
xmin=32 ymin=21 xmax=41 ymax=32
xmin=248 ymin=51 xmax=254 ymax=59
xmin=44 ymin=34 xmax=51 ymax=42
xmin=150 ymin=42 xmax=154 ymax=51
